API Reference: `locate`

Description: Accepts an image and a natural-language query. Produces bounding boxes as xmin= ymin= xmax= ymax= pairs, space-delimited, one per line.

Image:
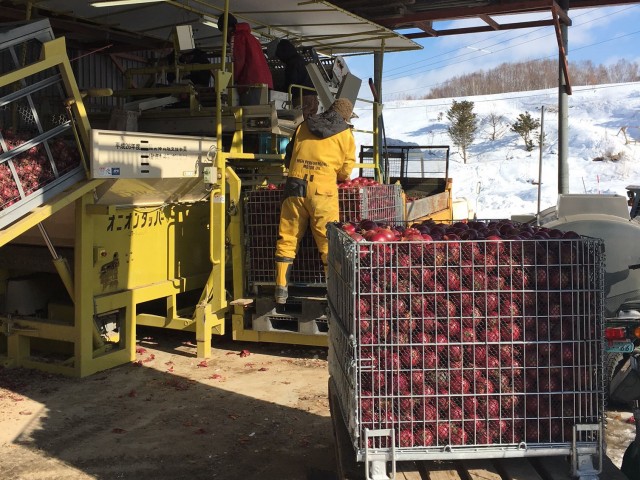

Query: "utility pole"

xmin=558 ymin=0 xmax=570 ymax=194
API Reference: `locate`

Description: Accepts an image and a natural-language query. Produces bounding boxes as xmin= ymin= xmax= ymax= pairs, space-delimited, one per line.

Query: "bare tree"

xmin=421 ymin=59 xmax=640 ymax=100
xmin=485 ymin=112 xmax=507 ymax=141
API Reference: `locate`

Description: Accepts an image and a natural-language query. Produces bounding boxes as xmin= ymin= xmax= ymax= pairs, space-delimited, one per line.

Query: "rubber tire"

xmin=621 ymin=440 xmax=640 ymax=480
xmin=605 ymin=350 xmax=627 ymax=407
xmin=328 ymin=378 xmax=366 ymax=480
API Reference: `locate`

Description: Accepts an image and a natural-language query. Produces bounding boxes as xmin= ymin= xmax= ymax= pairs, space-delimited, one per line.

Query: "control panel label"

xmin=97 ymin=166 xmax=121 ymax=176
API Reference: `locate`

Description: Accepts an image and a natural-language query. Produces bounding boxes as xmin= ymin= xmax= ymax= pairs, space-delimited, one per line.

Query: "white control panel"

xmin=90 ymin=129 xmax=216 ymax=179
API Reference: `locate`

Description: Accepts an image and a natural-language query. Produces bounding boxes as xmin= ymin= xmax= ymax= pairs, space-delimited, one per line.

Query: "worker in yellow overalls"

xmin=274 ymin=98 xmax=356 ymax=304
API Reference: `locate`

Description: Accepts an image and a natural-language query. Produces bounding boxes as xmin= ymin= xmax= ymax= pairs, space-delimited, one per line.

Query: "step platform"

xmin=252 ymin=293 xmax=328 ymax=336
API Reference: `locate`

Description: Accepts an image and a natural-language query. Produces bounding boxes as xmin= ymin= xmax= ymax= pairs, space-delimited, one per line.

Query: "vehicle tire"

xmin=328 ymin=378 xmax=366 ymax=480
xmin=621 ymin=439 xmax=640 ymax=480
xmin=605 ymin=351 xmax=626 ymax=406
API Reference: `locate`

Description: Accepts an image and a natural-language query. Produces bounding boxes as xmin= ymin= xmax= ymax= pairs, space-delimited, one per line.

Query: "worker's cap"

xmin=217 ymin=13 xmax=238 ymax=32
xmin=266 ymin=39 xmax=280 ymax=60
xmin=329 ymin=98 xmax=354 ymax=123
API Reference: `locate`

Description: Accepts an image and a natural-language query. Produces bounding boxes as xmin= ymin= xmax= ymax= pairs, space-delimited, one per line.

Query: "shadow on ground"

xmin=0 ymin=328 xmax=339 ymax=480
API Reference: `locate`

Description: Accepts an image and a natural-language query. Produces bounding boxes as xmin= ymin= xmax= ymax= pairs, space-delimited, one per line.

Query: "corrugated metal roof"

xmin=2 ymin=0 xmax=421 ymax=54
xmin=2 ymin=1 xmax=637 ymax=53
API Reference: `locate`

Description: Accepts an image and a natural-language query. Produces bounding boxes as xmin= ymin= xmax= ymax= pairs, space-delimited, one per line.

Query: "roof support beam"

xmin=405 ymin=19 xmax=555 ymax=39
xmin=552 ymin=4 xmax=572 ymax=95
xmin=109 ymin=54 xmax=137 ymax=88
xmin=553 ymin=1 xmax=572 ymax=25
xmin=376 ymin=0 xmax=571 ymax=28
xmin=415 ymin=21 xmax=437 ymax=36
xmin=480 ymin=14 xmax=499 ymax=30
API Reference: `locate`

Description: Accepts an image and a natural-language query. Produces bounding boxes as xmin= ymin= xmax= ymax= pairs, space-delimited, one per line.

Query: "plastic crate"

xmin=252 ymin=296 xmax=329 ymax=335
xmin=243 ymin=184 xmax=403 ymax=288
xmin=326 ymin=221 xmax=604 ymax=461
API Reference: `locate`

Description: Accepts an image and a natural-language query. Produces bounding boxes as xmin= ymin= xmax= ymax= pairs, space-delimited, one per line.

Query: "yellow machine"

xmin=0 ymin=20 xmax=225 ymax=375
xmin=0 ymin=13 xmax=454 ymax=376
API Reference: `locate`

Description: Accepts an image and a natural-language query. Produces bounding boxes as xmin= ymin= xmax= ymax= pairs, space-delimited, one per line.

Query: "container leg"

xmin=364 ymin=428 xmax=395 ymax=480
xmin=329 ymin=377 xmax=365 ymax=480
xmin=572 ymin=423 xmax=602 ymax=479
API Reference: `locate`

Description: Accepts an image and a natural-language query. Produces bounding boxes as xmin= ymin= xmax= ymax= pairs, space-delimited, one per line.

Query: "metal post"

xmin=220 ymin=0 xmax=230 ymax=74
xmin=536 ymin=105 xmax=545 ymax=224
xmin=372 ymin=52 xmax=382 ymax=182
xmin=373 ymin=43 xmax=385 ymax=183
xmin=373 ymin=51 xmax=383 ymax=107
xmin=558 ymin=5 xmax=570 ymax=194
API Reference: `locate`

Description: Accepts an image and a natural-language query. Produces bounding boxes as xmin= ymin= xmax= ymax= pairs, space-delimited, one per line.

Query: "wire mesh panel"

xmin=340 ymin=184 xmax=403 ymax=224
xmin=326 ymin=221 xmax=604 ymax=460
xmin=244 ymin=187 xmax=322 ymax=286
xmin=358 ymin=145 xmax=449 ymax=183
xmin=0 ymin=20 xmax=85 ymax=227
xmin=0 ymin=19 xmax=54 ymax=77
xmin=244 ymin=184 xmax=403 ymax=288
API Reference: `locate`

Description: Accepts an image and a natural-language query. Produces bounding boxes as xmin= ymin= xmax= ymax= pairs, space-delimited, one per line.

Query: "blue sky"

xmin=346 ymin=5 xmax=640 ymax=101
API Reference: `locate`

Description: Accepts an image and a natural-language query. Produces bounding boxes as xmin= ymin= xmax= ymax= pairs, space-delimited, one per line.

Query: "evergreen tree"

xmin=511 ymin=112 xmax=541 ymax=151
xmin=446 ymin=100 xmax=478 ymax=163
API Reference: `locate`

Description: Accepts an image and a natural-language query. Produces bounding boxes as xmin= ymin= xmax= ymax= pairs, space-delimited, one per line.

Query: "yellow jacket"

xmin=286 ymin=111 xmax=356 ymax=187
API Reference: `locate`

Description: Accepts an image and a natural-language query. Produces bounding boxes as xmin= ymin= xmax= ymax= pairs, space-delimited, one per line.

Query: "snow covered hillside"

xmin=351 ymin=82 xmax=640 ymax=219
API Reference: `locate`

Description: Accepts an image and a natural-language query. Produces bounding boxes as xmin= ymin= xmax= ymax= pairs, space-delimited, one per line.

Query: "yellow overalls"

xmin=274 ymin=118 xmax=355 ymax=303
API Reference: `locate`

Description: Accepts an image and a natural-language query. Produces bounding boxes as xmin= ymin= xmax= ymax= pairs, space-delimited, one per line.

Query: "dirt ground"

xmin=0 ymin=327 xmax=636 ymax=480
xmin=0 ymin=328 xmax=336 ymax=480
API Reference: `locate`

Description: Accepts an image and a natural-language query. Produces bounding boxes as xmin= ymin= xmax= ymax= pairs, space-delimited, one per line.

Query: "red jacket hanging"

xmin=231 ymin=23 xmax=273 ymax=92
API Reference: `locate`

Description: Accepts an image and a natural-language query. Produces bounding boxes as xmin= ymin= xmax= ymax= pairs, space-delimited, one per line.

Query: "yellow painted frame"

xmin=1 ymin=192 xmax=134 ymax=376
xmin=0 ymin=35 xmax=224 ymax=374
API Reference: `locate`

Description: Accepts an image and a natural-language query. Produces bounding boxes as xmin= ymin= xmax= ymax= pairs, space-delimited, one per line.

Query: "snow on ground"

xmin=352 ymin=82 xmax=640 ymax=220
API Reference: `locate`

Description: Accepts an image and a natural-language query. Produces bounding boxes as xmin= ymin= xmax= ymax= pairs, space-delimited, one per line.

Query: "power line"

xmin=383 ymin=5 xmax=635 ymax=77
xmin=383 ymin=27 xmax=640 ymax=99
xmin=383 ymin=29 xmax=550 ymax=81
xmin=383 ymin=28 xmax=640 ymax=98
xmin=381 ymin=5 xmax=640 ymax=96
xmin=382 ymin=23 xmax=521 ymax=75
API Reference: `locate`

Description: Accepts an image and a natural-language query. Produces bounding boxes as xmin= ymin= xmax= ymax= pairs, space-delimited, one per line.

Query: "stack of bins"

xmin=244 ymin=184 xmax=403 ymax=289
xmin=327 ymin=221 xmax=604 ymax=461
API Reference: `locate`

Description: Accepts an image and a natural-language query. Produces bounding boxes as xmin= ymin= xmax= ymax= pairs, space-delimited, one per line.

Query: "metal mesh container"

xmin=244 ymin=184 xmax=403 ymax=288
xmin=0 ymin=19 xmax=55 ymax=77
xmin=326 ymin=221 xmax=604 ymax=462
xmin=1 ymin=19 xmax=86 ymax=227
